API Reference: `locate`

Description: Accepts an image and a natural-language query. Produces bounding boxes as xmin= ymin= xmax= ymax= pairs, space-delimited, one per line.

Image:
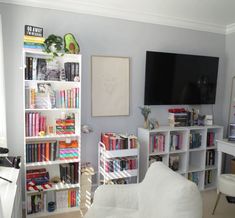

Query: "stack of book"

xmin=206 ymin=150 xmax=215 ymax=166
xmin=168 ymin=110 xmax=189 ymax=127
xmin=59 ymin=140 xmax=79 ymax=160
xmin=60 ymin=163 xmax=79 ymax=184
xmin=101 ymin=133 xmax=137 ymax=150
xmin=207 ymin=132 xmax=215 ymax=147
xmin=26 ymin=168 xmax=50 ymax=191
xmin=56 ymin=189 xmax=79 ymax=209
xmin=26 ymin=141 xmax=57 ymax=163
xmin=25 ymin=112 xmax=47 ymax=137
xmin=103 ymin=158 xmax=137 ymax=173
xmin=56 ymin=113 xmax=75 ymax=135
xmin=149 ymin=134 xmax=165 ymax=153
xmin=189 ymin=132 xmax=202 ymax=149
xmin=24 ymin=35 xmax=45 ymax=50
xmin=170 ymin=133 xmax=183 ymax=151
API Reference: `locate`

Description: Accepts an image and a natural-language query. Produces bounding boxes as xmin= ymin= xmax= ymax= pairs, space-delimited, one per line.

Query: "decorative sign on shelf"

xmin=24 ymin=25 xmax=43 ymax=37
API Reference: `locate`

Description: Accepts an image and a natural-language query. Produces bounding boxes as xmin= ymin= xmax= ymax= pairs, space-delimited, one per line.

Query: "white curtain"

xmin=0 ymin=15 xmax=7 ymax=148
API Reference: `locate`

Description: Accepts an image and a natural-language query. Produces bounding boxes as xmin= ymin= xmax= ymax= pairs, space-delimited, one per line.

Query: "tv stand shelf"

xmin=138 ymin=125 xmax=223 ymax=191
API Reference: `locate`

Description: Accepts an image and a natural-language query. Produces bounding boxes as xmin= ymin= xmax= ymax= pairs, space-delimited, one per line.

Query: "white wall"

xmin=0 ymin=3 xmax=226 ymax=176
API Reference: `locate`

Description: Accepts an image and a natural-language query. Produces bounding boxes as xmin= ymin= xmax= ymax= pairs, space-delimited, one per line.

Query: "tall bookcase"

xmin=138 ymin=125 xmax=223 ymax=191
xmin=98 ymin=134 xmax=139 ymax=185
xmin=23 ymin=49 xmax=82 ymax=217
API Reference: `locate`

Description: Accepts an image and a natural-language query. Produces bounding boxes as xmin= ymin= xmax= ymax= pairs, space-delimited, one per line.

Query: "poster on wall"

xmin=91 ymin=56 xmax=130 ymax=117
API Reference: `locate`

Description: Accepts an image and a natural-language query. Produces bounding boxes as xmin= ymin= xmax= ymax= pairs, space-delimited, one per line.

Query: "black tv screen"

xmin=144 ymin=51 xmax=219 ymax=105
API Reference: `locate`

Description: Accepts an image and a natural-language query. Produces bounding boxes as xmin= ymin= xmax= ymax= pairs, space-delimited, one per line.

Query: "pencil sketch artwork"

xmin=91 ymin=56 xmax=129 ymax=116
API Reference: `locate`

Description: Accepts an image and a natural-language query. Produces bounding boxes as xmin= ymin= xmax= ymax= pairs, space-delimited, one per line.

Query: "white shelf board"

xmin=27 ymin=182 xmax=80 ymax=194
xmin=101 ymin=148 xmax=138 ymax=158
xmin=27 ymin=206 xmax=80 ymax=218
xmin=26 ymin=134 xmax=79 ymax=141
xmin=25 ymin=158 xmax=80 ymax=167
xmin=25 ymin=108 xmax=79 ymax=112
xmin=189 ymin=147 xmax=205 ymax=152
xmin=100 ymin=168 xmax=138 ymax=180
xmin=169 ymin=149 xmax=187 ymax=154
xmin=206 ymin=146 xmax=217 ymax=150
xmin=149 ymin=151 xmax=168 ymax=156
xmin=205 ymin=166 xmax=217 ymax=170
xmin=25 ymin=80 xmax=80 ymax=85
xmin=188 ymin=166 xmax=204 ymax=173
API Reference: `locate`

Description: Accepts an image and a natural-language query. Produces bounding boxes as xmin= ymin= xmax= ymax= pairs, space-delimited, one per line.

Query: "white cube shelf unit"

xmin=23 ymin=49 xmax=82 ymax=217
xmin=98 ymin=136 xmax=139 ymax=185
xmin=138 ymin=125 xmax=223 ymax=191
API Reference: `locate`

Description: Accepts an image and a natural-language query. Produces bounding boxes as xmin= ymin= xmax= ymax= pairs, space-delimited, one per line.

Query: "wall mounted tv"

xmin=144 ymin=51 xmax=219 ymax=105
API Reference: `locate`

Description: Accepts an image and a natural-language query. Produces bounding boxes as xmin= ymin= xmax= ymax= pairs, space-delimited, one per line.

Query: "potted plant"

xmin=44 ymin=34 xmax=63 ymax=57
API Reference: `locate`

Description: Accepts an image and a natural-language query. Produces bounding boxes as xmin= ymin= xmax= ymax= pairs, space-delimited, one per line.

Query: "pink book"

xmin=29 ymin=113 xmax=32 ymax=136
xmin=25 ymin=113 xmax=28 ymax=136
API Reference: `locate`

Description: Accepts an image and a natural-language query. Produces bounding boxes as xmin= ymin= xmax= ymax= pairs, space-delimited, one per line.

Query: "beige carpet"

xmin=25 ymin=190 xmax=235 ymax=218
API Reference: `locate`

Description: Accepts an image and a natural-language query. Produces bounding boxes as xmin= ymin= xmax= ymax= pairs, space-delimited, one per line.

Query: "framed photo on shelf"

xmin=91 ymin=55 xmax=130 ymax=116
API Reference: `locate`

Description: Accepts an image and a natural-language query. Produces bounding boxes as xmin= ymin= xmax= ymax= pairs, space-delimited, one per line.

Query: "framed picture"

xmin=91 ymin=56 xmax=130 ymax=116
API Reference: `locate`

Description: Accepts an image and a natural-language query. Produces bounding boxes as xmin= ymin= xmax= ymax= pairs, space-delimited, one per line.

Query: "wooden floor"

xmin=24 ymin=190 xmax=235 ymax=218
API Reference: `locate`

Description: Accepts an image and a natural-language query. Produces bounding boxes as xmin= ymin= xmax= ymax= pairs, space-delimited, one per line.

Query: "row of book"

xmin=25 ymin=85 xmax=79 ymax=109
xmin=56 ymin=189 xmax=79 ymax=209
xmin=26 ymin=142 xmax=57 ymax=163
xmin=149 ymin=134 xmax=165 ymax=153
xmin=101 ymin=133 xmax=138 ymax=151
xmin=25 ymin=57 xmax=80 ymax=82
xmin=25 ymin=112 xmax=47 ymax=137
xmin=102 ymin=158 xmax=137 ymax=173
xmin=206 ymin=150 xmax=216 ymax=166
xmin=207 ymin=132 xmax=215 ymax=147
xmin=189 ymin=132 xmax=202 ymax=149
xmin=60 ymin=163 xmax=79 ymax=184
xmin=56 ymin=113 xmax=75 ymax=134
xmin=24 ymin=35 xmax=44 ymax=51
xmin=170 ymin=133 xmax=183 ymax=151
xmin=26 ymin=140 xmax=79 ymax=163
xmin=204 ymin=170 xmax=213 ymax=185
xmin=27 ymin=189 xmax=79 ymax=214
xmin=188 ymin=172 xmax=199 ymax=186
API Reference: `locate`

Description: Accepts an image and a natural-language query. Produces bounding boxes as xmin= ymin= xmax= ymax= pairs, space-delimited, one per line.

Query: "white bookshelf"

xmin=23 ymin=49 xmax=82 ymax=217
xmin=138 ymin=125 xmax=223 ymax=191
xmin=98 ymin=136 xmax=139 ymax=185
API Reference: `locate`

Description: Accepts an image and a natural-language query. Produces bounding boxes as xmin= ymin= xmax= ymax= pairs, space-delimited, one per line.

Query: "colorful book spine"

xmin=25 ymin=112 xmax=47 ymax=137
xmin=26 ymin=141 xmax=57 ymax=163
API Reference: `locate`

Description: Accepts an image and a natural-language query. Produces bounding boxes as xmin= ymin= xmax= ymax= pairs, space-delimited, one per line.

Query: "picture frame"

xmin=91 ymin=55 xmax=130 ymax=116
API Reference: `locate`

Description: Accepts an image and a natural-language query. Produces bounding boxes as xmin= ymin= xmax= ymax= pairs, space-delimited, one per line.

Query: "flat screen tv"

xmin=144 ymin=51 xmax=219 ymax=105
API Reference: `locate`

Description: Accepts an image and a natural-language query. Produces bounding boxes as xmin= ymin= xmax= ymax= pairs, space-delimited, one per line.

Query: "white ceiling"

xmin=1 ymin=0 xmax=235 ymax=34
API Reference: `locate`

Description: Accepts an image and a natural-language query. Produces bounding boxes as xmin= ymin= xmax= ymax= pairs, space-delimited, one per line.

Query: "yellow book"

xmin=24 ymin=35 xmax=45 ymax=41
xmin=68 ymin=190 xmax=71 ymax=208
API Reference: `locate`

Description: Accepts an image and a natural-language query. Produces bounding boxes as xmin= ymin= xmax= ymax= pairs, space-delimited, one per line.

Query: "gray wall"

xmin=0 ymin=3 xmax=226 ymax=176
